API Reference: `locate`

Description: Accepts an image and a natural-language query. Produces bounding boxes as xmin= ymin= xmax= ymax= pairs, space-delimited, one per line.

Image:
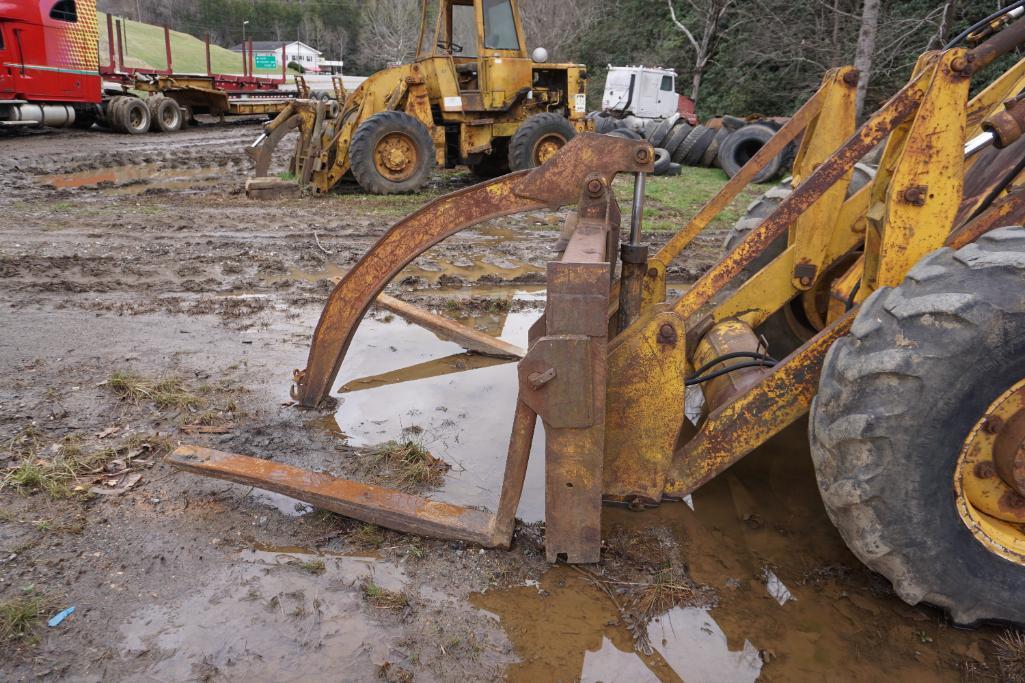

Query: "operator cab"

xmin=418 ymin=0 xmax=528 ymax=103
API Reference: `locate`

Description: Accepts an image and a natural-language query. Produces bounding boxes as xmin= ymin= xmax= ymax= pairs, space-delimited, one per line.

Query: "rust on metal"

xmin=166 ymin=445 xmax=500 ymax=546
xmin=665 ymin=313 xmax=855 ymax=498
xmin=375 ymin=293 xmax=525 ymax=358
xmin=603 ymin=308 xmax=689 ymax=504
xmin=295 ymin=134 xmax=649 ymax=408
xmin=651 ymin=78 xmax=827 ymax=270
xmin=961 ymin=16 xmax=1025 ymax=75
xmin=673 ymin=73 xmax=927 ymax=321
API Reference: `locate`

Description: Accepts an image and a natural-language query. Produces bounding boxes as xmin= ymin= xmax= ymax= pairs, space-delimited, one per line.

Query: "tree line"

xmin=97 ymin=0 xmax=1021 ymax=118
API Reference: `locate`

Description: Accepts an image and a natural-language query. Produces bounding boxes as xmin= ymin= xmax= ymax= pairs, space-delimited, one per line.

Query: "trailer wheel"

xmin=810 ymin=227 xmax=1025 ymax=625
xmin=118 ymin=98 xmax=151 ymax=135
xmin=349 ymin=111 xmax=435 ymax=194
xmin=153 ymin=97 xmax=183 ymax=132
xmin=508 ymin=113 xmax=576 ymax=171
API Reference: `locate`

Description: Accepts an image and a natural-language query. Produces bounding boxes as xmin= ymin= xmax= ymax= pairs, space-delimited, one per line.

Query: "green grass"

xmin=0 ymin=590 xmax=54 ymax=644
xmin=98 ymin=12 xmax=294 ymax=76
xmin=613 ymin=166 xmax=769 ymax=233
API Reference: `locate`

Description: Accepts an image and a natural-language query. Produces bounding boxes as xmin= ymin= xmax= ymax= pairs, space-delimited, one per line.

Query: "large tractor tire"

xmin=722 ymin=163 xmax=876 ymax=357
xmin=349 ymin=111 xmax=435 ymax=194
xmin=810 ymin=227 xmax=1025 ymax=626
xmin=508 ymin=112 xmax=575 ymax=171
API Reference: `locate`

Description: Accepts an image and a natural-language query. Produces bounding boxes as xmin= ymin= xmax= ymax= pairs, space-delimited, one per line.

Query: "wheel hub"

xmin=533 ymin=135 xmax=566 ymax=165
xmin=956 ymin=378 xmax=1025 ymax=563
xmin=375 ymin=133 xmax=417 ymax=180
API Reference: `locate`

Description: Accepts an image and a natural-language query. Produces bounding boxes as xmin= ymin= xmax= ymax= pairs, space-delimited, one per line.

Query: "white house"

xmin=230 ymin=40 xmax=323 ymax=72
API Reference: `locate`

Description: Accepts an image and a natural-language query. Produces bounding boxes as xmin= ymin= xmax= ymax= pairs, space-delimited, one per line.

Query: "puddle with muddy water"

xmin=117 ymin=546 xmax=408 ymax=679
xmin=41 ymin=164 xmax=225 ymax=195
xmin=473 ymin=424 xmax=999 ymax=681
xmin=318 ymin=288 xmax=548 ymax=521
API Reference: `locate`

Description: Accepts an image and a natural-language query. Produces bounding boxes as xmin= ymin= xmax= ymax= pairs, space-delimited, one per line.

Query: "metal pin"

xmin=630 ymin=171 xmax=646 ymax=245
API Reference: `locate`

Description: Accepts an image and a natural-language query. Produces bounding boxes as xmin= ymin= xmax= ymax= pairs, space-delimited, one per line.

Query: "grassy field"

xmin=97 ymin=12 xmax=289 ymax=76
xmin=613 ymin=166 xmax=769 ymax=233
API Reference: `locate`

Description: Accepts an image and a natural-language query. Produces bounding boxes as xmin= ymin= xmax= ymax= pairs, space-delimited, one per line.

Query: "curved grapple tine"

xmin=292 ymin=133 xmax=654 ymax=408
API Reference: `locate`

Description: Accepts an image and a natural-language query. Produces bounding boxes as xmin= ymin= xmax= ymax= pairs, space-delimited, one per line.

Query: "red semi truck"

xmin=0 ymin=0 xmax=294 ymax=133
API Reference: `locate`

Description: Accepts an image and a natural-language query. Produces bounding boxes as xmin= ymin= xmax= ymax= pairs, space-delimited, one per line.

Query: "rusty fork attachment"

xmin=169 ymin=134 xmax=656 ymax=561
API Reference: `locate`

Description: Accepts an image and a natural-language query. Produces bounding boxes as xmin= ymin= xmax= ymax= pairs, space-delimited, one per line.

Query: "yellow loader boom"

xmin=247 ymin=0 xmax=589 ymax=195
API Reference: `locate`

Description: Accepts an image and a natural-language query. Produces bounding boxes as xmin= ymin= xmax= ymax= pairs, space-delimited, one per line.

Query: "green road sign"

xmin=254 ymin=55 xmax=277 ymax=69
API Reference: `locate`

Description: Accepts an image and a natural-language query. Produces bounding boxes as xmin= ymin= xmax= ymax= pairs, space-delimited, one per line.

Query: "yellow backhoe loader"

xmin=247 ymin=0 xmax=589 ymax=195
xmin=173 ymin=10 xmax=1025 ymax=624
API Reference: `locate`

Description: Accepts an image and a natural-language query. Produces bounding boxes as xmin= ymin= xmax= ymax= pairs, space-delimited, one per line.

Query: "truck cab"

xmin=0 ymin=0 xmax=101 ymax=104
xmin=602 ymin=66 xmax=680 ymax=119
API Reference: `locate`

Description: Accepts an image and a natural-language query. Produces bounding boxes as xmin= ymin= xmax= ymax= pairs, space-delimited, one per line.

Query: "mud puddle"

xmin=473 ymin=423 xmax=1000 ymax=681
xmin=41 ymin=163 xmax=226 ymax=194
xmin=308 ymin=289 xmax=547 ymax=521
xmin=116 ymin=547 xmax=406 ymax=680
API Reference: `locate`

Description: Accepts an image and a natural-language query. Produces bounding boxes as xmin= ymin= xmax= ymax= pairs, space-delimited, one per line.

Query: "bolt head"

xmin=586 ymin=178 xmax=604 ymax=196
xmin=983 ymin=415 xmax=1004 ymax=434
xmin=974 ymin=461 xmax=997 ymax=479
xmin=635 ymin=148 xmax=650 ymax=164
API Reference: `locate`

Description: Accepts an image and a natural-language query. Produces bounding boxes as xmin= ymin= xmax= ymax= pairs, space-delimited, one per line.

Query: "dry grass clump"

xmin=106 ymin=371 xmax=244 ymax=427
xmin=356 ymin=438 xmax=449 ymax=493
xmin=1 ymin=432 xmax=171 ymax=499
xmin=360 ymin=579 xmax=409 ymax=610
xmin=0 ymin=590 xmax=55 ymax=644
xmin=996 ymin=629 xmax=1025 ymax=683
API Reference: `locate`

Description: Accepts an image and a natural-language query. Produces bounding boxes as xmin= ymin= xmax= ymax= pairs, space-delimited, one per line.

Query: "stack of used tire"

xmin=593 ymin=111 xmax=795 ymax=183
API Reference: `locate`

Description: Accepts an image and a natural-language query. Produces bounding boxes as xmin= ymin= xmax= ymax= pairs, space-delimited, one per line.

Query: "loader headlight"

xmin=531 ymin=47 xmax=549 ymax=64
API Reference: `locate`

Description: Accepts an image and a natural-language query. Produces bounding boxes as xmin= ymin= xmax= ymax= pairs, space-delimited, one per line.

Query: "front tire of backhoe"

xmin=508 ymin=112 xmax=576 ymax=171
xmin=810 ymin=227 xmax=1025 ymax=626
xmin=349 ymin=111 xmax=435 ymax=194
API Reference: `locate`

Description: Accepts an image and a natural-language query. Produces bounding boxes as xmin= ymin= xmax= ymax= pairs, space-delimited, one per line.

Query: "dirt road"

xmin=0 ymin=120 xmax=1015 ymax=681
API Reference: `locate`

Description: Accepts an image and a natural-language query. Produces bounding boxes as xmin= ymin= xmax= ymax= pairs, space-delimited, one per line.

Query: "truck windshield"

xmin=483 ymin=0 xmax=519 ymax=50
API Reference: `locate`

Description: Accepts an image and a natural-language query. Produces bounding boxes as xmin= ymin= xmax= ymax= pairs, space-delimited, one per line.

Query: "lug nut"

xmin=983 ymin=415 xmax=1004 ymax=434
xmin=974 ymin=461 xmax=997 ymax=479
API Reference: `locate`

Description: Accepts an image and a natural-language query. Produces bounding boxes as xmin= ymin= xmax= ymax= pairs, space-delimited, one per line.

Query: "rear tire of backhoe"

xmin=810 ymin=227 xmax=1025 ymax=626
xmin=349 ymin=111 xmax=435 ymax=194
xmin=508 ymin=112 xmax=575 ymax=171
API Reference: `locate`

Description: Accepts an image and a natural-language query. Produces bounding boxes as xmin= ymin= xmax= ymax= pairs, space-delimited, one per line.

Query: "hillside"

xmin=97 ymin=12 xmax=288 ymax=76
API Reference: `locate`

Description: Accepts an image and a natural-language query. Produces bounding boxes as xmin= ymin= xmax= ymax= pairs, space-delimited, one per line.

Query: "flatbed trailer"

xmin=0 ymin=0 xmax=299 ymax=133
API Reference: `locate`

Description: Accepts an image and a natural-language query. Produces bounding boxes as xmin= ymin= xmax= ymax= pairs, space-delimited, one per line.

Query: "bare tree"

xmin=357 ymin=0 xmax=421 ymax=69
xmin=852 ymin=0 xmax=881 ymax=117
xmin=667 ymin=0 xmax=736 ymax=103
xmin=517 ymin=0 xmax=604 ymax=60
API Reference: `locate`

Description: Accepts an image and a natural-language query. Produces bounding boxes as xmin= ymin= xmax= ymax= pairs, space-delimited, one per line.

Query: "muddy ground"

xmin=0 ymin=119 xmax=1020 ymax=681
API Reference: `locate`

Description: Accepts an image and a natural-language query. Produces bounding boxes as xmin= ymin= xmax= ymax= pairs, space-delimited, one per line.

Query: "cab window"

xmin=483 ymin=0 xmax=519 ymax=50
xmin=660 ymin=75 xmax=674 ymax=91
xmin=50 ymin=0 xmax=78 ymax=22
xmin=451 ymin=3 xmax=478 ymax=57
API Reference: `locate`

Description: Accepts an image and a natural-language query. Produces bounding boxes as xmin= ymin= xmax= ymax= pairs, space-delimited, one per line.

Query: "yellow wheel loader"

xmin=174 ymin=11 xmax=1025 ymax=624
xmin=247 ymin=0 xmax=589 ymax=195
